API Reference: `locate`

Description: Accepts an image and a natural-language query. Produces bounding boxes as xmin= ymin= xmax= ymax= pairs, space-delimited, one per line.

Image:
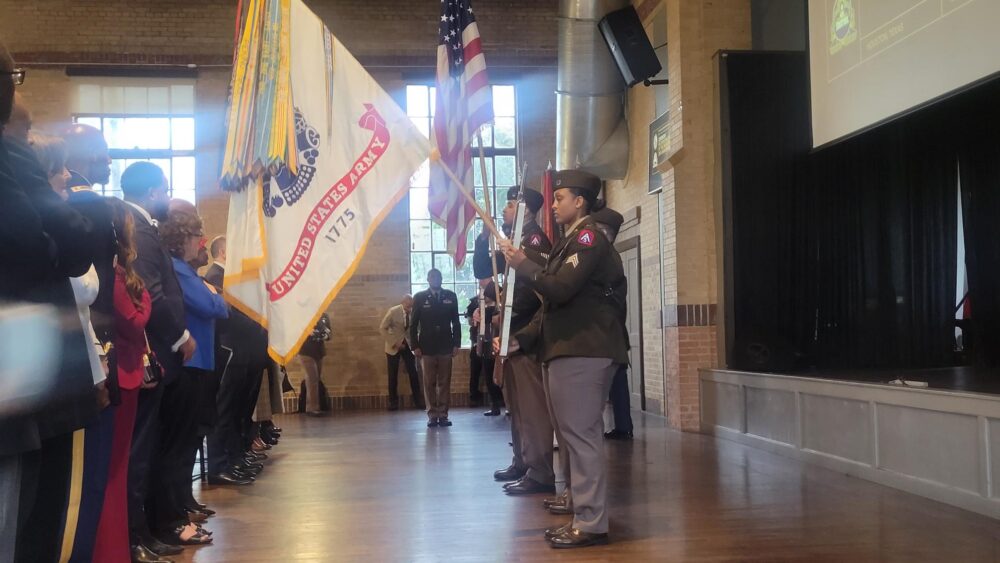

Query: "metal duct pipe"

xmin=556 ymin=0 xmax=630 ymax=179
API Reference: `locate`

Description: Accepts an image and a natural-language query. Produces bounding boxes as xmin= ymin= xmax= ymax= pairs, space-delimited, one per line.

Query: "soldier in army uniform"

xmin=410 ymin=268 xmax=462 ymax=428
xmin=499 ymin=169 xmax=628 ymax=549
xmin=491 ymin=186 xmax=557 ymax=497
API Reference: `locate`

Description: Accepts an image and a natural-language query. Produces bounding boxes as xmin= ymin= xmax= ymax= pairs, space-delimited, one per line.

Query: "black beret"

xmin=506 ymin=185 xmax=544 ymax=213
xmin=590 ymin=207 xmax=624 ymax=239
xmin=552 ymin=169 xmax=601 ymax=198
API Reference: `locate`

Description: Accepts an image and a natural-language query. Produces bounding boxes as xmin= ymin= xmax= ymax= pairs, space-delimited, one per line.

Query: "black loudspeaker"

xmin=599 ymin=5 xmax=662 ymax=87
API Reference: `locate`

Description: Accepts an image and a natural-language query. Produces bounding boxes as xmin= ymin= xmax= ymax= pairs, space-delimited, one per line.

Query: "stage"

xmin=701 ymin=367 xmax=1000 ymax=520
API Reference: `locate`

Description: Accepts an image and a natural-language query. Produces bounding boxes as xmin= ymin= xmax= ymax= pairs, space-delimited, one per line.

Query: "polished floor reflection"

xmin=178 ymin=408 xmax=1000 ymax=562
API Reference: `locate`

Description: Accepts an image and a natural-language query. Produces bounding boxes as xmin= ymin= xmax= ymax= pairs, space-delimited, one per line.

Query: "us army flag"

xmin=224 ymin=0 xmax=431 ymax=363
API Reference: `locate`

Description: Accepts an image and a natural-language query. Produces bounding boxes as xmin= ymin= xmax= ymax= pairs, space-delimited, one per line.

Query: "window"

xmin=71 ymin=81 xmax=196 ymax=203
xmin=406 ymin=84 xmax=518 ymax=347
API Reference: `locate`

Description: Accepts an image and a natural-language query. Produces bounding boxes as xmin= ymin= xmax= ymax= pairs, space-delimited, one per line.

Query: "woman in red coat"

xmin=93 ymin=199 xmax=152 ymax=563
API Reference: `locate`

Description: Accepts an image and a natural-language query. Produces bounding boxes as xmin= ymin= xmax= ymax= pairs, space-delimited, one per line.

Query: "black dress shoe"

xmin=234 ymin=460 xmax=264 ymax=471
xmin=427 ymin=419 xmax=439 ymax=427
xmin=547 ymin=502 xmax=573 ymax=515
xmin=438 ymin=417 xmax=453 ymax=427
xmin=244 ymin=453 xmax=266 ymax=465
xmin=505 ymin=477 xmax=556 ymax=495
xmin=184 ymin=501 xmax=213 ymax=515
xmin=131 ymin=544 xmax=170 ymax=563
xmin=548 ymin=528 xmax=609 ymax=549
xmin=483 ymin=408 xmax=501 ymax=416
xmin=231 ymin=467 xmax=259 ymax=479
xmin=208 ymin=471 xmax=253 ymax=486
xmin=544 ymin=521 xmax=573 ymax=540
xmin=494 ymin=464 xmax=527 ymax=482
xmin=141 ymin=537 xmax=182 ymax=556
xmin=604 ymin=429 xmax=634 ymax=440
xmin=387 ymin=404 xmax=399 ymax=411
xmin=543 ymin=491 xmax=569 ymax=508
xmin=503 ymin=476 xmax=527 ymax=490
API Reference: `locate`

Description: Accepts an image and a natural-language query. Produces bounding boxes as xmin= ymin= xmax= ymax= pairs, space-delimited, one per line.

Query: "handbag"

xmin=142 ymin=332 xmax=164 ymax=386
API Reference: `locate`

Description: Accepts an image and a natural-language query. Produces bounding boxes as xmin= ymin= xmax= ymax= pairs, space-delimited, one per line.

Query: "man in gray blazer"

xmin=379 ymin=295 xmax=424 ymax=411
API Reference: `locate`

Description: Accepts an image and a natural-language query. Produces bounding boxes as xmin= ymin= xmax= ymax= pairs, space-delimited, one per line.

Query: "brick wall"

xmin=1 ymin=0 xmax=557 ymax=65
xmin=606 ymin=0 xmax=749 ymax=429
xmin=4 ymin=0 xmax=558 ymax=409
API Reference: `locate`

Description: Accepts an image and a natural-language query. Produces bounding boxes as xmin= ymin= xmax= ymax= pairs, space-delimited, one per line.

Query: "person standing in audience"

xmin=0 ymin=46 xmax=56 ymax=562
xmin=48 ymin=121 xmax=127 ymax=563
xmin=2 ymin=46 xmax=105 ymax=563
xmin=299 ymin=313 xmax=331 ymax=416
xmin=205 ymin=237 xmax=269 ymax=486
xmin=121 ymin=161 xmax=192 ymax=560
xmin=93 ymin=199 xmax=153 ymax=563
xmin=465 ymin=284 xmax=500 ymax=416
xmin=153 ymin=210 xmax=226 ymax=546
xmin=380 ymin=295 xmax=424 ymax=411
xmin=500 ymin=170 xmax=628 ymax=549
xmin=410 ymin=268 xmax=462 ymax=428
xmin=589 ymin=207 xmax=634 ymax=441
xmin=26 ymin=132 xmax=71 ymax=198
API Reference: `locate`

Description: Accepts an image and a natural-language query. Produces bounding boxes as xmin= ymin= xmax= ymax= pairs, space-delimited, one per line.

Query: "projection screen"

xmin=809 ymin=0 xmax=1000 ymax=148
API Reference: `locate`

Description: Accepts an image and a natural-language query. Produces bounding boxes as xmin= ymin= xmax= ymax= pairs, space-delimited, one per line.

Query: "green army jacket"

xmin=513 ymin=215 xmax=629 ymax=364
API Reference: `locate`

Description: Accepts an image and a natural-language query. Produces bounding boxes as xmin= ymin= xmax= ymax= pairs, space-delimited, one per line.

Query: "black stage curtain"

xmin=720 ymin=52 xmax=814 ymax=371
xmin=956 ymin=81 xmax=1000 ymax=368
xmin=722 ymin=51 xmax=960 ymax=372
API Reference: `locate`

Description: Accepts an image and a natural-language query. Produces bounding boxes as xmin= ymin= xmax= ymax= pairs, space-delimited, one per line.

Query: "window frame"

xmin=406 ymin=83 xmax=518 ymax=348
xmin=72 ymin=112 xmax=197 ymax=203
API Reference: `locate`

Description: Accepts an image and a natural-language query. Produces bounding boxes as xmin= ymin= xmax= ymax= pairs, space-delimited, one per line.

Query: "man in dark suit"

xmin=119 ymin=161 xmax=193 ymax=559
xmin=2 ymin=45 xmax=109 ymax=563
xmin=204 ymin=236 xmax=270 ymax=485
xmin=410 ymin=268 xmax=462 ymax=428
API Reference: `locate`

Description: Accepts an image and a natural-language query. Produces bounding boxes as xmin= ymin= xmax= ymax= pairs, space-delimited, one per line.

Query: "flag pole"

xmin=430 ymin=149 xmax=504 ymax=242
xmin=476 ymin=130 xmax=502 ymax=298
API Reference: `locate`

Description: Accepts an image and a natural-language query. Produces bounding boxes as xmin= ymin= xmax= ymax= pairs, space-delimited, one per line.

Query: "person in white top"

xmin=69 ymin=265 xmax=108 ymax=391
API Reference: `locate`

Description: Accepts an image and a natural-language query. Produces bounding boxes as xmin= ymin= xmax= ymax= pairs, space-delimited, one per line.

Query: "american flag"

xmin=430 ymin=0 xmax=493 ymax=265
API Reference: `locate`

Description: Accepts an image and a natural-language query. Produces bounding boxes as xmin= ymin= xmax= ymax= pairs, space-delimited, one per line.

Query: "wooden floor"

xmin=179 ymin=408 xmax=1000 ymax=562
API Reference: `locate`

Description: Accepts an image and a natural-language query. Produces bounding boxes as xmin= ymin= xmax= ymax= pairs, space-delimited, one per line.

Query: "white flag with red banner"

xmin=224 ymin=0 xmax=430 ymax=363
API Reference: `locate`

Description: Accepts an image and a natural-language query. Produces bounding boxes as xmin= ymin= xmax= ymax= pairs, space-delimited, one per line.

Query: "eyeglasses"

xmin=2 ymin=68 xmax=25 ymax=86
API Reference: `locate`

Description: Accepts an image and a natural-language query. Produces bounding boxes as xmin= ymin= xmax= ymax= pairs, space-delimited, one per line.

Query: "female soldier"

xmin=499 ymin=169 xmax=628 ymax=549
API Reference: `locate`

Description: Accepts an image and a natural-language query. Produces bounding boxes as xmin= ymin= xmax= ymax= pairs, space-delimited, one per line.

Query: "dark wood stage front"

xmin=179 ymin=408 xmax=1000 ymax=562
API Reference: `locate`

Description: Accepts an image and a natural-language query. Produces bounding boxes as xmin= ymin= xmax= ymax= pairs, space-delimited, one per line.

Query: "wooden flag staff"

xmin=429 ymin=148 xmax=505 ymax=243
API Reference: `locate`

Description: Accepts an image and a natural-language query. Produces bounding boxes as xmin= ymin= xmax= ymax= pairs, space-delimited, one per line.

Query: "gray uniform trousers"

xmin=501 ymin=363 xmax=527 ymax=471
xmin=507 ymin=353 xmax=554 ymax=484
xmin=545 ymin=356 xmax=618 ymax=534
xmin=544 ymin=366 xmax=572 ymax=497
xmin=421 ymin=355 xmax=453 ymax=420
